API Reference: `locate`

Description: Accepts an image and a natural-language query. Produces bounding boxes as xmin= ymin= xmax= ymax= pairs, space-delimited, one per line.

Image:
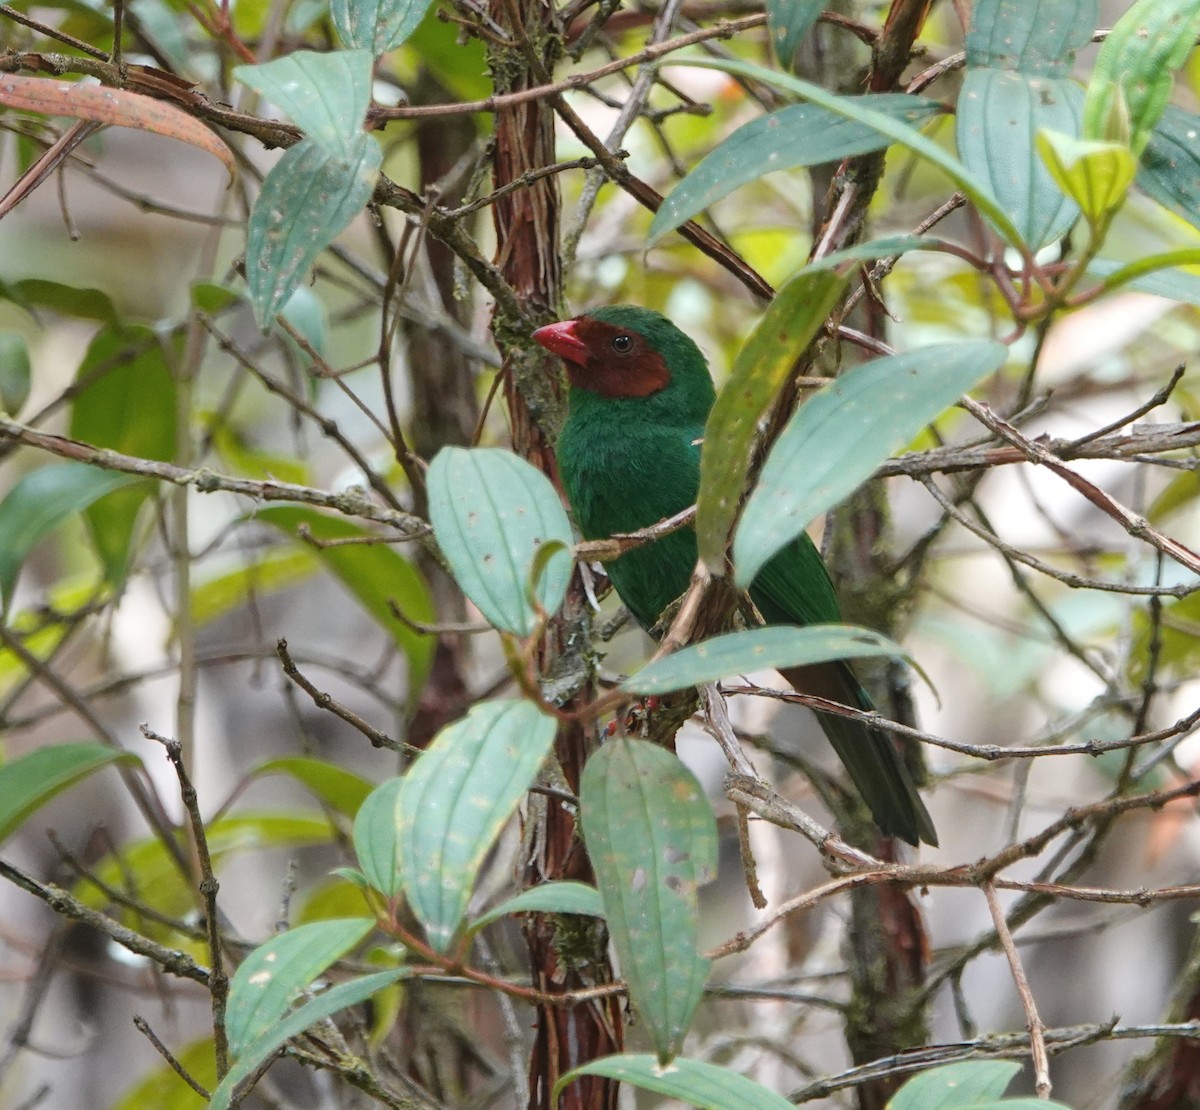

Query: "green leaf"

xmin=556 ymin=1054 xmax=796 ymax=1110
xmin=624 ymin=624 xmax=910 ymax=696
xmin=648 ymin=96 xmax=943 ymax=248
xmin=279 ymin=284 xmax=329 ymax=359
xmin=245 ymin=134 xmax=382 ymax=328
xmin=0 ymin=462 xmax=139 ymax=611
xmin=77 ymin=813 xmax=335 ymax=918
xmin=191 ymin=547 xmax=318 ymax=627
xmin=427 ymin=446 xmax=574 ymax=638
xmin=964 ymin=0 xmax=1096 ymax=76
xmin=1082 ymin=0 xmax=1200 ymax=156
xmin=887 ymin=1061 xmax=1021 ymax=1108
xmin=209 ymin=967 xmax=409 ymax=1110
xmin=332 ymin=0 xmax=436 ymax=55
xmin=957 ymin=72 xmax=1084 ymax=247
xmin=225 ymin=916 xmax=375 ymax=1055
xmin=234 ymin=49 xmax=373 ymax=154
xmin=400 ymin=699 xmax=557 ymax=952
xmin=1138 ymin=105 xmax=1200 ymax=230
xmin=0 ymin=742 xmax=139 ymax=844
xmin=1148 ymin=469 xmax=1200 ymax=524
xmin=580 ymin=740 xmax=716 ymax=1063
xmin=251 ymin=757 xmax=374 ymax=816
xmin=957 ymin=0 xmax=1095 ymax=245
xmin=191 ymin=281 xmax=242 ymax=314
xmin=1036 ymin=130 xmax=1136 ymax=225
xmin=784 ymin=235 xmax=950 ymax=273
xmin=469 ymin=881 xmax=604 ymax=933
xmin=665 ymin=57 xmax=1026 ymax=250
xmin=696 ymin=267 xmax=850 ymax=571
xmin=969 ymin=1103 xmax=1075 ymax=1110
xmin=353 ymin=777 xmax=403 ymax=896
xmin=1130 ymin=590 xmax=1200 ymax=683
xmin=1087 ymin=251 xmax=1200 ymax=302
xmin=69 ymin=324 xmax=176 ymax=588
xmin=255 ymin=505 xmax=434 ymax=690
xmin=733 ymin=340 xmax=1008 ymax=586
xmin=210 ymin=423 xmax=311 ymax=485
xmin=3 ymin=279 xmax=119 ymax=325
xmin=766 ymin=0 xmax=822 ymax=71
xmin=0 ymin=330 xmax=31 ymax=414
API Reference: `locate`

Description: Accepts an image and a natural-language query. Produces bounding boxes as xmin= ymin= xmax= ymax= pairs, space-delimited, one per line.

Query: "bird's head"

xmin=532 ymin=305 xmax=714 ymax=420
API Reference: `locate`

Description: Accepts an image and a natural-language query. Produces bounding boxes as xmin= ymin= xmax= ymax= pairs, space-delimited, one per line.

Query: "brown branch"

xmin=0 ymin=416 xmax=430 ymax=538
xmin=984 ymin=882 xmax=1051 ymax=1099
xmin=962 ymin=399 xmax=1200 ymax=577
xmin=0 ymin=859 xmax=210 ymax=985
xmin=140 ymin=725 xmax=230 ymax=1076
xmin=275 ymin=639 xmax=409 ymax=754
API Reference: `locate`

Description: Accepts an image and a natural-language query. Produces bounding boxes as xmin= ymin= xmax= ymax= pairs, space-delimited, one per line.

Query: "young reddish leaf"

xmin=0 ymin=74 xmax=234 ymax=180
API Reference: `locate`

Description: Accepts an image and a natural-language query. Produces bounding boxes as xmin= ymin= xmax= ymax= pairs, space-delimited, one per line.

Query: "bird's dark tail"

xmin=781 ymin=662 xmax=938 ymax=847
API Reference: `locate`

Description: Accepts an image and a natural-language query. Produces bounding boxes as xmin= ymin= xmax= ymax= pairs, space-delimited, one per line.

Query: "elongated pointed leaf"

xmin=0 ymin=330 xmax=31 ymax=415
xmin=427 ymin=447 xmax=574 ymax=638
xmin=734 ymin=341 xmax=1007 ymax=586
xmin=664 ymin=57 xmax=1025 ymax=249
xmin=766 ymin=0 xmax=823 ymax=71
xmin=77 ymin=814 xmax=334 ymax=918
xmin=469 ymin=881 xmax=604 ymax=933
xmin=1082 ymin=0 xmax=1200 ymax=156
xmin=965 ymin=0 xmax=1096 ymax=76
xmin=963 ymin=0 xmax=1096 ymax=246
xmin=888 ymin=1060 xmax=1021 ymax=1109
xmin=235 ymin=49 xmax=373 ymax=154
xmin=1139 ymin=105 xmax=1200 ymax=230
xmin=400 ymin=699 xmax=556 ymax=952
xmin=580 ymin=740 xmax=716 ymax=1063
xmin=332 ymin=0 xmax=436 ymax=55
xmin=696 ymin=266 xmax=849 ymax=571
xmin=225 ymin=917 xmax=375 ymax=1055
xmin=624 ymin=625 xmax=908 ymax=696
xmin=255 ymin=505 xmax=434 ymax=689
xmin=648 ymin=95 xmax=942 ymax=248
xmin=69 ymin=324 xmax=176 ymax=589
xmin=0 ymin=462 xmax=139 ymax=610
xmin=252 ymin=757 xmax=374 ymax=816
xmin=353 ymin=778 xmax=403 ymax=896
xmin=1088 ymin=255 xmax=1200 ymax=305
xmin=210 ymin=967 xmax=408 ymax=1110
xmin=2 ymin=279 xmax=119 ymax=324
xmin=787 ymin=235 xmax=949 ymax=272
xmin=0 ymin=742 xmax=139 ymax=844
xmin=0 ymin=74 xmax=234 ymax=179
xmin=957 ymin=71 xmax=1084 ymax=247
xmin=556 ymin=1054 xmax=796 ymax=1110
xmin=245 ymin=134 xmax=381 ymax=327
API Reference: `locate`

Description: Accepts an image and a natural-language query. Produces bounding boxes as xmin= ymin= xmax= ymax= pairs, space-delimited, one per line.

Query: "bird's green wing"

xmin=746 ymin=531 xmax=843 ymax=628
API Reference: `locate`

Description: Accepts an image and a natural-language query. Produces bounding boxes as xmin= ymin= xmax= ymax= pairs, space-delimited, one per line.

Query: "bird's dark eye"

xmin=611 ymin=334 xmax=633 ymax=354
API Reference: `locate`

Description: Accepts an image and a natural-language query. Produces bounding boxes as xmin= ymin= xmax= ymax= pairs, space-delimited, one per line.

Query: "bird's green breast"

xmin=558 ymin=387 xmax=702 ymax=629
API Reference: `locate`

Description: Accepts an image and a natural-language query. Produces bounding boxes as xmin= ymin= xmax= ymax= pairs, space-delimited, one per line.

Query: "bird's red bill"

xmin=532 ymin=320 xmax=588 ymax=366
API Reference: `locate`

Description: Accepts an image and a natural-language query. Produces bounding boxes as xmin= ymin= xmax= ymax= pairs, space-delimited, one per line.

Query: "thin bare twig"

xmin=141 ymin=724 xmax=230 ymax=1077
xmin=275 ymin=639 xmax=410 ymax=753
xmin=133 ymin=1015 xmax=211 ymax=1099
xmin=984 ymin=882 xmax=1051 ymax=1099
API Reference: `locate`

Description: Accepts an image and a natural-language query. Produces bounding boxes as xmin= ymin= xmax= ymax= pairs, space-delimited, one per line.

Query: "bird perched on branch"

xmin=533 ymin=304 xmax=937 ymax=847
